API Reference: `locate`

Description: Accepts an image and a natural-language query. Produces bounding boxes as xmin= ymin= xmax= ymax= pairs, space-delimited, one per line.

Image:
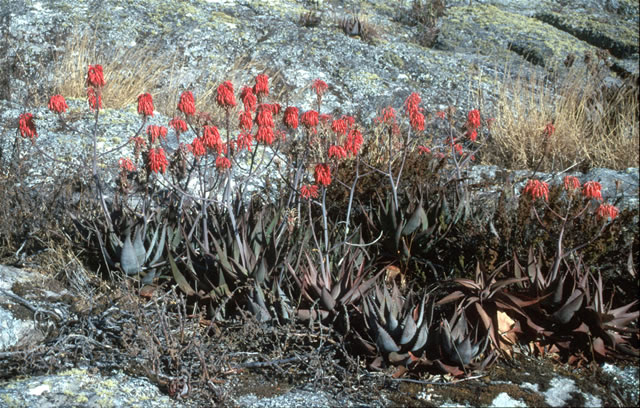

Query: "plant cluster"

xmin=1 ymin=63 xmax=637 ymax=389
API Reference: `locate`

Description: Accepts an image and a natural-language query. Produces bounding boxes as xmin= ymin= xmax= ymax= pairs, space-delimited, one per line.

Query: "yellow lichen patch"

xmin=444 ymin=5 xmax=597 ymax=63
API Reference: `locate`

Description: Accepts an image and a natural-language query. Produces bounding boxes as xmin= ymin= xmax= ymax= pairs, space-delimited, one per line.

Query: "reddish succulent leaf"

xmin=437 ymin=290 xmax=465 ymax=305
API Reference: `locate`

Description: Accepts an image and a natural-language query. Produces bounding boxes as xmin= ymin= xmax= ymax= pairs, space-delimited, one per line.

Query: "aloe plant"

xmin=360 ymin=283 xmax=433 ymax=369
xmin=436 ymin=305 xmax=496 ymax=376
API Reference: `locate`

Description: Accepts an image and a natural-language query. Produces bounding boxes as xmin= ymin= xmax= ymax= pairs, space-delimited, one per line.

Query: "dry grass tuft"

xmin=484 ymin=58 xmax=639 ymax=172
xmin=51 ymin=32 xmax=181 ymax=113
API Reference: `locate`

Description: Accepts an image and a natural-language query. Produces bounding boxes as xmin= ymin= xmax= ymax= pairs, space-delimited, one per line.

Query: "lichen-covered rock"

xmin=0 ymin=369 xmax=186 ymax=408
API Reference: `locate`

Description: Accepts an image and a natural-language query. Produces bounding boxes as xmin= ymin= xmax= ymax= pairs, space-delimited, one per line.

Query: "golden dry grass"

xmin=483 ymin=60 xmax=639 ymax=172
xmin=50 ymin=32 xmax=181 ymax=113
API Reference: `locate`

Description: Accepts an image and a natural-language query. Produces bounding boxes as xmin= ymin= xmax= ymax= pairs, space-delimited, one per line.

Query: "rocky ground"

xmin=0 ymin=0 xmax=638 ymax=406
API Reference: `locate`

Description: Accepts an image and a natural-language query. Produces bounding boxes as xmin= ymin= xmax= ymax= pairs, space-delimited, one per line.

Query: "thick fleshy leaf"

xmin=121 ymin=234 xmax=141 ymax=275
xmin=168 ymin=250 xmax=195 ymax=296
xmin=551 ymin=290 xmax=584 ymax=325
xmin=133 ymin=227 xmax=146 ymax=266
xmin=402 ymin=205 xmax=425 ymax=236
xmin=376 ymin=322 xmax=401 ymax=353
xmin=411 ymin=321 xmax=429 ymax=352
xmin=399 ymin=314 xmax=417 ymax=345
xmin=320 ymin=287 xmax=336 ymax=312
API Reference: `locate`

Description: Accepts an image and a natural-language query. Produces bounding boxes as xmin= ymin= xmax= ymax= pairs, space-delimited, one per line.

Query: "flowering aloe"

xmin=18 ymin=113 xmax=37 ymax=140
xmin=48 ymin=95 xmax=68 ymax=114
xmin=137 ymin=93 xmax=154 ymax=117
xmin=177 ymin=91 xmax=195 ymax=116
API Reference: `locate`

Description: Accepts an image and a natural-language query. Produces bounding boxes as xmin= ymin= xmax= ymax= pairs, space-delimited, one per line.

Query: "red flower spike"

xmin=216 ymin=81 xmax=236 ymax=108
xmin=404 ymin=92 xmax=421 ymax=114
xmin=240 ymin=86 xmax=257 ymax=112
xmin=300 ymin=184 xmax=319 ymax=200
xmin=131 ymin=136 xmax=147 ymax=150
xmin=87 ymin=87 xmax=102 ymax=111
xmin=256 ymin=105 xmax=274 ymax=128
xmin=253 ymin=74 xmax=269 ymax=97
xmin=596 ymin=203 xmax=618 ymax=220
xmin=191 ymin=137 xmax=206 ymax=157
xmin=543 ymin=122 xmax=555 ymax=137
xmin=256 ymin=126 xmax=275 ymax=145
xmin=202 ymin=125 xmax=221 ymax=151
xmin=331 ymin=119 xmax=347 ymax=136
xmin=239 ymin=110 xmax=253 ymax=131
xmin=409 ymin=110 xmax=425 ymax=131
xmin=311 ymin=79 xmax=328 ymax=97
xmin=467 ymin=129 xmax=478 ymax=142
xmin=87 ymin=65 xmax=105 ymax=88
xmin=328 ymin=144 xmax=347 ymax=160
xmin=582 ymin=181 xmax=603 ymax=201
xmin=48 ymin=95 xmax=68 ymax=114
xmin=344 ymin=128 xmax=363 ymax=156
xmin=269 ymin=103 xmax=281 ymax=115
xmin=216 ymin=156 xmax=231 ymax=170
xmin=177 ymin=91 xmax=196 ymax=116
xmin=147 ymin=147 xmax=168 ymax=174
xmin=119 ymin=158 xmax=136 ymax=172
xmin=147 ymin=125 xmax=168 ymax=144
xmin=523 ymin=179 xmax=550 ymax=202
xmin=169 ymin=117 xmax=188 ymax=134
xmin=301 ymin=110 xmax=319 ymax=129
xmin=283 ymin=106 xmax=299 ymax=129
xmin=436 ymin=111 xmax=446 ymax=120
xmin=137 ymin=93 xmax=154 ymax=117
xmin=18 ymin=113 xmax=37 ymax=140
xmin=314 ymin=163 xmax=331 ymax=186
xmin=563 ymin=175 xmax=580 ymax=191
xmin=418 ymin=145 xmax=431 ymax=155
xmin=236 ymin=132 xmax=253 ymax=152
xmin=467 ymin=109 xmax=481 ymax=129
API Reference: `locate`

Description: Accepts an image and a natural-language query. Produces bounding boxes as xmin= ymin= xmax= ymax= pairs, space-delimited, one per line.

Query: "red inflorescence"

xmin=467 ymin=129 xmax=478 ymax=142
xmin=582 ymin=181 xmax=603 ymax=201
xmin=300 ymin=184 xmax=319 ymax=200
xmin=328 ymin=144 xmax=347 ymax=160
xmin=240 ymin=86 xmax=257 ymax=112
xmin=331 ymin=119 xmax=347 ymax=136
xmin=169 ymin=117 xmax=188 ymax=134
xmin=119 ymin=158 xmax=136 ymax=172
xmin=253 ymin=74 xmax=269 ymax=97
xmin=87 ymin=65 xmax=105 ymax=88
xmin=467 ymin=109 xmax=481 ymax=129
xmin=147 ymin=147 xmax=169 ymax=174
xmin=202 ymin=125 xmax=222 ymax=151
xmin=178 ymin=91 xmax=196 ymax=116
xmin=301 ymin=110 xmax=319 ymax=129
xmin=236 ymin=132 xmax=253 ymax=152
xmin=563 ymin=175 xmax=581 ymax=191
xmin=523 ymin=179 xmax=550 ymax=202
xmin=256 ymin=105 xmax=274 ymax=128
xmin=239 ymin=110 xmax=253 ymax=131
xmin=147 ymin=125 xmax=168 ymax=144
xmin=18 ymin=113 xmax=37 ymax=141
xmin=191 ymin=137 xmax=206 ymax=157
xmin=543 ymin=122 xmax=555 ymax=138
xmin=314 ymin=163 xmax=331 ymax=186
xmin=216 ymin=155 xmax=231 ymax=170
xmin=596 ymin=203 xmax=619 ymax=220
xmin=283 ymin=106 xmax=299 ymax=129
xmin=418 ymin=145 xmax=431 ymax=155
xmin=256 ymin=126 xmax=275 ymax=145
xmin=344 ymin=128 xmax=363 ymax=156
xmin=48 ymin=95 xmax=68 ymax=114
xmin=312 ymin=79 xmax=328 ymax=97
xmin=216 ymin=81 xmax=236 ymax=108
xmin=137 ymin=93 xmax=154 ymax=117
xmin=87 ymin=87 xmax=102 ymax=111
